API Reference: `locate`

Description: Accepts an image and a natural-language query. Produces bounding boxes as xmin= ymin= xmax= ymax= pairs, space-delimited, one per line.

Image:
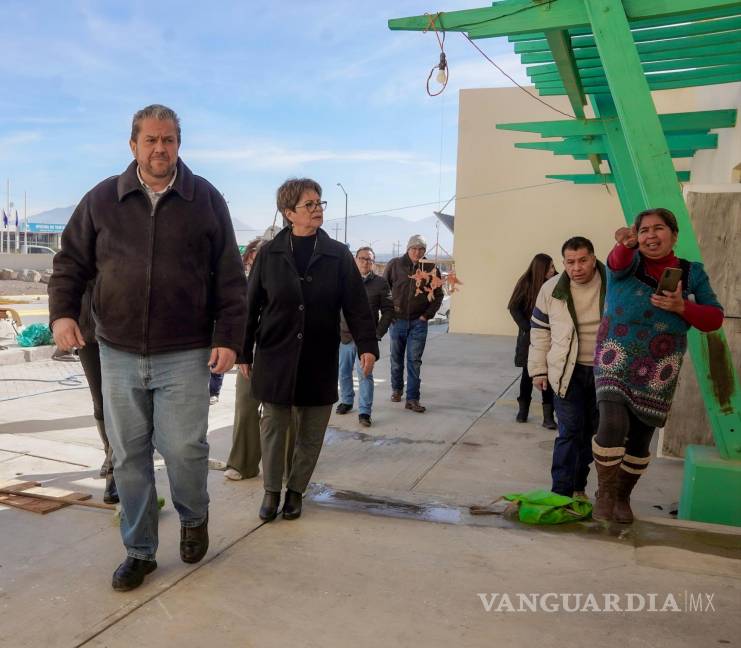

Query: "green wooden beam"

xmin=515 ymin=132 xmax=717 ymax=155
xmin=496 ymin=109 xmax=737 ymax=137
xmin=544 ymin=29 xmax=587 ymax=117
xmin=535 ymin=64 xmax=741 ymax=91
xmin=585 ymin=0 xmax=741 ymax=465
xmin=520 ymin=30 xmax=741 ymax=64
xmin=512 ymin=15 xmax=741 ymax=52
xmin=388 ymin=0 xmax=741 ymax=38
xmin=507 ymin=4 xmax=741 ymax=41
xmin=538 ymin=54 xmax=741 ymax=80
xmin=545 ymin=171 xmax=691 ymax=184
xmin=538 ymin=67 xmax=741 ymax=93
xmin=572 ymin=64 xmax=741 ymax=89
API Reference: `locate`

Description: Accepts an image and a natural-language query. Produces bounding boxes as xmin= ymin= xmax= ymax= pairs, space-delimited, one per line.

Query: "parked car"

xmin=24 ymin=245 xmax=57 ymax=254
xmin=431 ymin=294 xmax=452 ymax=322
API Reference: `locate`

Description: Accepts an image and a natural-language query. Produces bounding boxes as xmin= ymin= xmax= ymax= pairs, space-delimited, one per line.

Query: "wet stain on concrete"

xmin=325 ymin=428 xmax=446 ymax=446
xmin=306 ymin=484 xmax=741 ymax=560
xmin=706 ymin=331 xmax=736 ymax=413
xmin=324 ymin=428 xmax=495 ymax=449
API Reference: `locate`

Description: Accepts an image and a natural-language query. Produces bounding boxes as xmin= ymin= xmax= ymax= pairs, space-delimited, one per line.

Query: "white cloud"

xmin=187 ymin=142 xmax=451 ymax=174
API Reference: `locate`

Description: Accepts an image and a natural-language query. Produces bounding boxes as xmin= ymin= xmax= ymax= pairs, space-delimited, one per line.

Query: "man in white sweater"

xmin=528 ymin=237 xmax=606 ymax=498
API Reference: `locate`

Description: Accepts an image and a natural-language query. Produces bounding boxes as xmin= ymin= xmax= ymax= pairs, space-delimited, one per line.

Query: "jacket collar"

xmin=552 ymin=260 xmax=607 ymax=322
xmin=268 ymin=226 xmax=340 ymax=258
xmin=117 ymin=158 xmax=195 ymax=202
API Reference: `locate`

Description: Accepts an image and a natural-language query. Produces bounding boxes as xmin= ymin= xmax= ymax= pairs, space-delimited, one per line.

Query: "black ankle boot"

xmin=542 ymin=404 xmax=557 ymax=430
xmin=516 ymin=398 xmax=530 ymax=423
xmin=259 ymin=491 xmax=281 ymax=521
xmin=180 ymin=514 xmax=209 ymax=564
xmin=103 ymin=474 xmax=119 ymax=504
xmin=282 ymin=489 xmax=303 ymax=520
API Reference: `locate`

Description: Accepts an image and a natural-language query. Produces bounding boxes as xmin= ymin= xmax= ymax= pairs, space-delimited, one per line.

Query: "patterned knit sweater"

xmin=594 ymin=252 xmax=722 ymax=427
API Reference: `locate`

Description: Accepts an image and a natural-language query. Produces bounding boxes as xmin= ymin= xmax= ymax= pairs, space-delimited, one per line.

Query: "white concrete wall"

xmin=450 ymin=84 xmax=739 ymax=336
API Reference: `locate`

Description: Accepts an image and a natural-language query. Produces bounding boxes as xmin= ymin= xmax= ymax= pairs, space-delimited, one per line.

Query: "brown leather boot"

xmin=592 ymin=439 xmax=625 ymax=522
xmin=613 ymin=454 xmax=649 ymax=524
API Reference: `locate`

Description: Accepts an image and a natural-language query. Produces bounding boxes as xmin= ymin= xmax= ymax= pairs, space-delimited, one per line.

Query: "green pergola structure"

xmin=390 ymin=0 xmax=741 ymax=527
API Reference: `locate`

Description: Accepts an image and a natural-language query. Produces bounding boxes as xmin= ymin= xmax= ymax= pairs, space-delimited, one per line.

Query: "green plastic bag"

xmin=502 ymin=489 xmax=592 ymax=524
xmin=16 ymin=323 xmax=54 ymax=347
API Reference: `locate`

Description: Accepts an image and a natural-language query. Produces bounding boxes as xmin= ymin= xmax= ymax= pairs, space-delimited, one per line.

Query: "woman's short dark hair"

xmin=242 ymin=237 xmax=263 ymax=265
xmin=276 ymin=178 xmax=322 ymax=216
xmin=634 ymin=208 xmax=679 ymax=234
xmin=561 ymin=236 xmax=594 ymax=257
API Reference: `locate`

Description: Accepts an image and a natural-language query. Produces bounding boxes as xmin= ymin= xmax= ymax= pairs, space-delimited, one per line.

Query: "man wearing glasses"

xmin=383 ymin=235 xmax=444 ymax=413
xmin=336 ymin=247 xmax=394 ymax=426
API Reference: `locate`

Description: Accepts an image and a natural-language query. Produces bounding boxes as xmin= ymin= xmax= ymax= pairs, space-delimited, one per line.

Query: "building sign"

xmin=27 ymin=223 xmax=66 ymax=233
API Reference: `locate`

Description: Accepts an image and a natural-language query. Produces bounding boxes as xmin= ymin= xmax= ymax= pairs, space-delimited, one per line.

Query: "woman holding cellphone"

xmin=591 ymin=208 xmax=724 ymax=523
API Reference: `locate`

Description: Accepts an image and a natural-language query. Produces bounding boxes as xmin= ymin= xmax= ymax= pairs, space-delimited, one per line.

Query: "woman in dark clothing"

xmin=592 ymin=208 xmax=723 ymax=523
xmin=508 ymin=253 xmax=557 ymax=428
xmin=241 ymin=178 xmax=379 ymax=521
xmin=77 ymin=283 xmax=118 ymax=503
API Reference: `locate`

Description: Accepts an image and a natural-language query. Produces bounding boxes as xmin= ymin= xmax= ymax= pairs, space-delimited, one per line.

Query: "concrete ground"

xmin=1 ymin=325 xmax=739 ymax=648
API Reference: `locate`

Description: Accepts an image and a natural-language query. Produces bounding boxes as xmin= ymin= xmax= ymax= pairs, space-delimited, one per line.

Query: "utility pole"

xmin=331 ymin=223 xmax=341 ymax=240
xmin=336 ymin=182 xmax=348 ymax=245
xmin=23 ymin=192 xmax=28 ymax=254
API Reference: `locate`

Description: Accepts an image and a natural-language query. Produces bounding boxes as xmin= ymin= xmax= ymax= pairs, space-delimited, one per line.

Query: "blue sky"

xmin=0 ymin=1 xmax=523 ymax=238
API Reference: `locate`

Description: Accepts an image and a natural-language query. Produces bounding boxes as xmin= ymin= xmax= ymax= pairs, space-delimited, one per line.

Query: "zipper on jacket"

xmin=141 ymin=194 xmax=161 ymax=355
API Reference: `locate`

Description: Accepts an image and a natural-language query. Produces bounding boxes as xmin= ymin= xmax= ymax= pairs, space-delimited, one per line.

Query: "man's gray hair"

xmin=131 ymin=104 xmax=181 ymax=143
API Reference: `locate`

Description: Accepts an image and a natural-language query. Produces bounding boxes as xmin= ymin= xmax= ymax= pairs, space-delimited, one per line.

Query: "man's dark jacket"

xmin=340 ymin=271 xmax=393 ymax=343
xmin=48 ymin=159 xmax=247 ymax=354
xmin=243 ymin=227 xmax=379 ymax=406
xmin=383 ymin=253 xmax=444 ymax=321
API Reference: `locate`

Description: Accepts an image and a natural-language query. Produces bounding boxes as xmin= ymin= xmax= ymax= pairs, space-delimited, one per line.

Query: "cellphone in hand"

xmin=655 ymin=267 xmax=682 ymax=295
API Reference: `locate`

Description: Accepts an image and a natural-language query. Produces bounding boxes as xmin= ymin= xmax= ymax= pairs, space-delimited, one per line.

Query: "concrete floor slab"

xmin=0 ymin=328 xmax=738 ymax=647
xmin=83 ymin=508 xmax=741 ymax=648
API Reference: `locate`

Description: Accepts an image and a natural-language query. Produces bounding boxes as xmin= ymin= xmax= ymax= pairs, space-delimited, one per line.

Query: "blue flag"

xmin=15 ymin=210 xmax=19 ymax=228
xmin=2 ymin=210 xmax=7 ymax=229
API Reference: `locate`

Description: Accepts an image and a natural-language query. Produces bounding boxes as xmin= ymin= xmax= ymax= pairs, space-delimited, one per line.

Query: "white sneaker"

xmin=209 ymin=395 xmax=219 ymax=405
xmin=224 ymin=468 xmax=243 ymax=481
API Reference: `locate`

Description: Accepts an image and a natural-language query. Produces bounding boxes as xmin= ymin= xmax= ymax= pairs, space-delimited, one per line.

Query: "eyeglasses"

xmin=357 ymin=256 xmax=374 ymax=263
xmin=295 ymin=200 xmax=327 ymax=213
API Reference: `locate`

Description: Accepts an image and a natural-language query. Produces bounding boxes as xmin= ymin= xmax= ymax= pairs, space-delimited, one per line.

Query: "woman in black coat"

xmin=241 ymin=178 xmax=379 ymax=521
xmin=507 ymin=253 xmax=557 ymax=428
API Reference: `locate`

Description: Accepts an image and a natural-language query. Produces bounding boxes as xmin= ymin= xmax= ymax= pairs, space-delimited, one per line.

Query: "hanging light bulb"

xmin=436 ymin=52 xmax=447 ymax=84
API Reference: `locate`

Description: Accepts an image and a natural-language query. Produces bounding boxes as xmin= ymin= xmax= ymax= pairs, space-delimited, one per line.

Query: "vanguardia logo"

xmin=477 ymin=592 xmax=716 ymax=613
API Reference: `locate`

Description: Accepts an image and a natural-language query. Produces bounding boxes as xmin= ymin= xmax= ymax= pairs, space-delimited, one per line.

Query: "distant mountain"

xmin=338 ymin=213 xmax=454 ymax=256
xmin=31 ymin=205 xmax=256 ymax=245
xmin=29 ymin=207 xmax=453 ymax=255
xmin=31 ymin=206 xmax=75 ymax=224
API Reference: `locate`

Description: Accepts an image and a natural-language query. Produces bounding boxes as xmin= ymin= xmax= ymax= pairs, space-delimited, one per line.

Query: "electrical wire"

xmin=462 ymin=33 xmax=574 ymax=119
xmin=420 ymin=2 xmax=575 ymax=119
xmin=322 ymin=180 xmax=566 ymax=222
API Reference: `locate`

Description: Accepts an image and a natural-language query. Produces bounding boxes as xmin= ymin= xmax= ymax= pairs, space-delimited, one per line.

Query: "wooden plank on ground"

xmin=0 ymin=482 xmax=93 ymax=514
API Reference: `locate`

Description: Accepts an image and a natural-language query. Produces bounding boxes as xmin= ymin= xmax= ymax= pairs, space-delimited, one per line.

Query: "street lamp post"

xmin=336 ymin=182 xmax=348 ymax=245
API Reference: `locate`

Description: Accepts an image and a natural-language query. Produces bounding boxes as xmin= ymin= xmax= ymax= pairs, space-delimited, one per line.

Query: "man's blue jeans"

xmin=338 ymin=341 xmax=374 ymax=416
xmin=389 ymin=318 xmax=428 ymax=402
xmin=99 ymin=342 xmax=211 ymax=561
xmin=551 ymin=363 xmax=598 ymax=496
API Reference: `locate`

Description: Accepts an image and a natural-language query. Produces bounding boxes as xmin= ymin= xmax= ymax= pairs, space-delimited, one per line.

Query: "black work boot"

xmin=516 ymin=398 xmax=530 ymax=423
xmin=103 ymin=474 xmax=119 ymax=504
xmin=541 ymin=404 xmax=557 ymax=430
xmin=180 ymin=514 xmax=209 ymax=564
xmin=112 ymin=557 xmax=157 ymax=591
xmin=282 ymin=489 xmax=303 ymax=520
xmin=96 ymin=419 xmax=113 ymax=477
xmin=259 ymin=491 xmax=281 ymax=521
